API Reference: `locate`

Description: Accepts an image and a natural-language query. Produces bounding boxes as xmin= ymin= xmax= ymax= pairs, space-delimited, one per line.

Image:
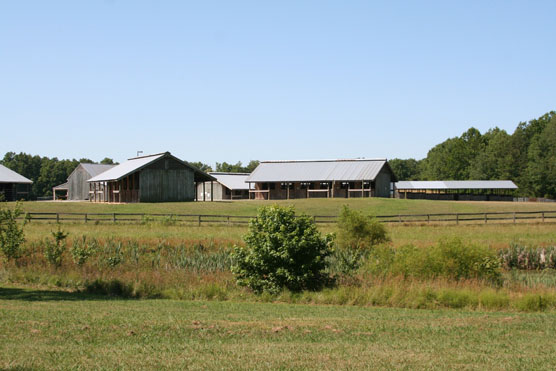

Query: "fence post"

xmin=113 ymin=213 xmax=116 ymax=223
xmin=456 ymin=213 xmax=459 ymax=225
xmin=227 ymin=216 xmax=230 ymax=226
xmin=85 ymin=213 xmax=88 ymax=223
xmin=513 ymin=212 xmax=516 ymax=224
xmin=484 ymin=213 xmax=487 ymax=224
xmin=542 ymin=212 xmax=545 ymax=223
xmin=198 ymin=215 xmax=202 ymax=227
xmin=56 ymin=213 xmax=59 ymax=223
xmin=398 ymin=214 xmax=402 ymax=223
xmin=427 ymin=214 xmax=430 ymax=224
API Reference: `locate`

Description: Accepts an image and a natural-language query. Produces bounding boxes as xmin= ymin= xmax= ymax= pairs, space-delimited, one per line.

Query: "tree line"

xmin=1 ymin=153 xmax=117 ymax=199
xmin=2 ymin=110 xmax=555 ymax=199
xmin=389 ymin=110 xmax=556 ymax=198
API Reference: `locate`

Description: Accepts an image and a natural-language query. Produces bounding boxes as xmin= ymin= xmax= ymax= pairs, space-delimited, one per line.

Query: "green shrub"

xmin=336 ymin=205 xmax=389 ymax=251
xmin=365 ymin=238 xmax=502 ymax=284
xmin=44 ymin=226 xmax=69 ymax=268
xmin=0 ymin=202 xmax=26 ymax=261
xmin=70 ymin=235 xmax=95 ymax=266
xmin=231 ymin=205 xmax=333 ymax=294
xmin=84 ymin=278 xmax=134 ymax=298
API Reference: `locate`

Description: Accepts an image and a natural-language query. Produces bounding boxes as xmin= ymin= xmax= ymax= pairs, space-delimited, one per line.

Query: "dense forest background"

xmin=2 ymin=111 xmax=555 ymax=199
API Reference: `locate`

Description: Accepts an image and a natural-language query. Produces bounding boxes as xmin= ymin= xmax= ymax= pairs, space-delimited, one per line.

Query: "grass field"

xmin=1 ymin=287 xmax=556 ymax=370
xmin=18 ymin=197 xmax=556 ymax=216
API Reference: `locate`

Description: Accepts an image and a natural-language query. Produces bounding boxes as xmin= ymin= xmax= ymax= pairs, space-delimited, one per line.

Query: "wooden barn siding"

xmin=138 ymin=158 xmax=195 ymax=202
xmin=374 ymin=166 xmax=393 ymax=198
xmin=375 ymin=166 xmax=392 ymax=198
xmin=68 ymin=165 xmax=90 ymax=200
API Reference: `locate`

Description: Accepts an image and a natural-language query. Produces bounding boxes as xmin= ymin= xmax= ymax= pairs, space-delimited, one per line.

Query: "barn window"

xmin=341 ymin=182 xmax=349 ymax=189
xmin=320 ymin=182 xmax=331 ymax=189
xmin=280 ymin=182 xmax=293 ymax=190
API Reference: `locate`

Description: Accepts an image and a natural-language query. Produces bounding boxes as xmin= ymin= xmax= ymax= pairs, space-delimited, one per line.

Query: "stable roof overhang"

xmin=245 ymin=159 xmax=396 ymax=183
xmin=88 ymin=152 xmax=216 ymax=183
xmin=208 ymin=172 xmax=252 ymax=190
xmin=0 ymin=164 xmax=33 ymax=184
xmin=395 ymin=180 xmax=518 ymax=190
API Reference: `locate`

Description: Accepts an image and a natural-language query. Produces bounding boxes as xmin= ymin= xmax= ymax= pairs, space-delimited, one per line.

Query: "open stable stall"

xmin=245 ymin=159 xmax=397 ymax=200
xmin=0 ymin=164 xmax=32 ymax=201
xmin=395 ymin=180 xmax=518 ymax=201
xmin=196 ymin=172 xmax=252 ymax=201
xmin=87 ymin=152 xmax=215 ymax=203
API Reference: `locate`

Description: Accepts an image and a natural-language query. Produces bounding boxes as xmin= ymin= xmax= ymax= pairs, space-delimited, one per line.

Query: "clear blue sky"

xmin=1 ymin=1 xmax=555 ymax=166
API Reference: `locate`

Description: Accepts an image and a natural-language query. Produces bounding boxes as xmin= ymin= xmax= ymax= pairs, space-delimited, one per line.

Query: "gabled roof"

xmin=0 ymin=164 xmax=33 ymax=184
xmin=395 ymin=180 xmax=518 ymax=190
xmin=245 ymin=159 xmax=395 ymax=182
xmin=209 ymin=172 xmax=252 ymax=190
xmin=88 ymin=152 xmax=216 ymax=182
xmin=80 ymin=163 xmax=116 ymax=178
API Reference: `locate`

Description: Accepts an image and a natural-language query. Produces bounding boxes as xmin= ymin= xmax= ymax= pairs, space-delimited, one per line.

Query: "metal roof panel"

xmin=245 ymin=159 xmax=388 ymax=182
xmin=0 ymin=164 xmax=33 ymax=184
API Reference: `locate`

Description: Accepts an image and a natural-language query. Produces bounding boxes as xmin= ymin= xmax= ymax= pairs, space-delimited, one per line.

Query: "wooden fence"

xmin=17 ymin=210 xmax=556 ymax=226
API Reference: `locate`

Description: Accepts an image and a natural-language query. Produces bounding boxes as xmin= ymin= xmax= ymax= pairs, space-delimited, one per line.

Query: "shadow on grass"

xmin=0 ymin=287 xmax=125 ymax=301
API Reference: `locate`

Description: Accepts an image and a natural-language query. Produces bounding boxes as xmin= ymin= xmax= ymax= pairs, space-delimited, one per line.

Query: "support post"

xmin=210 ymin=181 xmax=214 ymax=202
xmin=203 ymin=182 xmax=206 ymax=201
xmin=331 ymin=181 xmax=335 ymax=198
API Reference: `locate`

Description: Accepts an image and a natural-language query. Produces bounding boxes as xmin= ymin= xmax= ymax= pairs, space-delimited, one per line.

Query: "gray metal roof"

xmin=245 ymin=159 xmax=390 ymax=182
xmin=88 ymin=153 xmax=165 ymax=182
xmin=88 ymin=152 xmax=216 ymax=183
xmin=80 ymin=163 xmax=116 ymax=178
xmin=0 ymin=164 xmax=33 ymax=184
xmin=209 ymin=172 xmax=252 ymax=190
xmin=396 ymin=180 xmax=518 ymax=190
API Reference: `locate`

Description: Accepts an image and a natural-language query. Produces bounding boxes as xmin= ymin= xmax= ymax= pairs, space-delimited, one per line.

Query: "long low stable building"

xmin=87 ymin=152 xmax=215 ymax=203
xmin=196 ymin=172 xmax=252 ymax=201
xmin=395 ymin=180 xmax=518 ymax=201
xmin=0 ymin=164 xmax=32 ymax=201
xmin=245 ymin=159 xmax=397 ymax=200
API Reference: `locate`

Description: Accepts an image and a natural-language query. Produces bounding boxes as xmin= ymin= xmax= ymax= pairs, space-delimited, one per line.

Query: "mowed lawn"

xmin=18 ymin=197 xmax=556 ymax=216
xmin=1 ymin=287 xmax=556 ymax=370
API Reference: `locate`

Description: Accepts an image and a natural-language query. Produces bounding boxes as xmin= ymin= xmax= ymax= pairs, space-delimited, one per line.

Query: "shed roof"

xmin=88 ymin=152 xmax=215 ymax=182
xmin=209 ymin=172 xmax=252 ymax=190
xmin=0 ymin=164 xmax=33 ymax=184
xmin=245 ymin=159 xmax=394 ymax=182
xmin=396 ymin=180 xmax=518 ymax=190
xmin=53 ymin=182 xmax=69 ymax=190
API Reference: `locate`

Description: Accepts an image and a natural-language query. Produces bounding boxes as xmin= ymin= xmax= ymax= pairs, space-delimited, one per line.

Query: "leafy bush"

xmin=231 ymin=205 xmax=333 ymax=294
xmin=336 ymin=205 xmax=389 ymax=251
xmin=365 ymin=238 xmax=502 ymax=284
xmin=0 ymin=202 xmax=26 ymax=261
xmin=44 ymin=226 xmax=69 ymax=268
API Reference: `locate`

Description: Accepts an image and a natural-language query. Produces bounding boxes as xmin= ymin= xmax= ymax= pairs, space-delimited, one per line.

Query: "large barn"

xmin=0 ymin=164 xmax=32 ymax=201
xmin=395 ymin=180 xmax=518 ymax=201
xmin=196 ymin=172 xmax=252 ymax=201
xmin=245 ymin=159 xmax=397 ymax=200
xmin=53 ymin=163 xmax=116 ymax=200
xmin=87 ymin=152 xmax=215 ymax=203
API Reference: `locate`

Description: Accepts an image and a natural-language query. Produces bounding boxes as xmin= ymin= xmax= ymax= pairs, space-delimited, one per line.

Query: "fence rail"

xmin=16 ymin=210 xmax=556 ymax=226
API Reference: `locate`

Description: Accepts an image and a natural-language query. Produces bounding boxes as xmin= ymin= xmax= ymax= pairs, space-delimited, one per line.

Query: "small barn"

xmin=395 ymin=180 xmax=518 ymax=201
xmin=87 ymin=152 xmax=215 ymax=203
xmin=53 ymin=163 xmax=116 ymax=200
xmin=0 ymin=164 xmax=32 ymax=201
xmin=196 ymin=172 xmax=252 ymax=201
xmin=245 ymin=159 xmax=397 ymax=200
